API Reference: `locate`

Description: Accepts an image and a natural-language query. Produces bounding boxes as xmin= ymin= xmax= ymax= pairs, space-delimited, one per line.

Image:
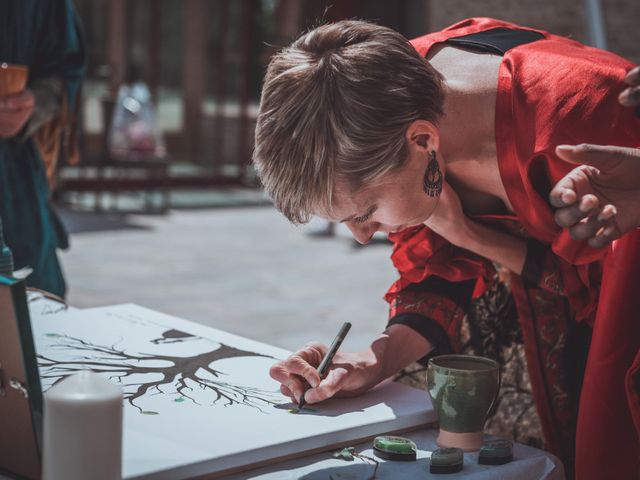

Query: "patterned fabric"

xmin=389 ymin=288 xmax=466 ymax=352
xmin=394 ymin=276 xmax=545 ymax=450
xmin=390 ymin=232 xmax=586 ymax=476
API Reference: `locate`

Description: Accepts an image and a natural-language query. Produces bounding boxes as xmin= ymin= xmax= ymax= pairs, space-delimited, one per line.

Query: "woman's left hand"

xmin=423 ymin=181 xmax=470 ymax=244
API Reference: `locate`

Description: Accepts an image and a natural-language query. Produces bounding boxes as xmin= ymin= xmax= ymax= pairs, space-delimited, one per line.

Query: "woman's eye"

xmin=352 ymin=214 xmax=371 ymax=224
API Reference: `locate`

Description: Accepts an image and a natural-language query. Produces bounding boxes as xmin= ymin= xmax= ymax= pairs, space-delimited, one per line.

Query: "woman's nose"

xmin=347 ymin=222 xmax=379 ymax=244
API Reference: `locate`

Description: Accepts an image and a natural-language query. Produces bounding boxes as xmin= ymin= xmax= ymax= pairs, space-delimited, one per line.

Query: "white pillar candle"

xmin=42 ymin=370 xmax=123 ymax=480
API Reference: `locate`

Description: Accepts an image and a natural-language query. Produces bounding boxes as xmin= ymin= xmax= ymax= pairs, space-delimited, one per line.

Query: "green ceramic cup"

xmin=427 ymin=354 xmax=500 ymax=451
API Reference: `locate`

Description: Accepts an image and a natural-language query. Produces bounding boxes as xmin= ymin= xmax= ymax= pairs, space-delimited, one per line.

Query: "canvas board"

xmin=30 ymin=303 xmax=436 ymax=479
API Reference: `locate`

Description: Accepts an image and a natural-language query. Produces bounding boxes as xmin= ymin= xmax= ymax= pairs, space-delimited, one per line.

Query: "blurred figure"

xmin=0 ymin=0 xmax=85 ymax=297
xmin=108 ymin=67 xmax=165 ymax=159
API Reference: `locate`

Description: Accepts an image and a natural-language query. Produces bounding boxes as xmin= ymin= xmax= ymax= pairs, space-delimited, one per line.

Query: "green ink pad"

xmin=430 ymin=447 xmax=463 ymax=474
xmin=478 ymin=439 xmax=513 ymax=465
xmin=372 ymin=435 xmax=417 ymax=461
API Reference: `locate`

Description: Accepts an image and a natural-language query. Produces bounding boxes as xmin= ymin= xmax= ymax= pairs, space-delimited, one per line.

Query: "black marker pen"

xmin=298 ymin=321 xmax=351 ymax=410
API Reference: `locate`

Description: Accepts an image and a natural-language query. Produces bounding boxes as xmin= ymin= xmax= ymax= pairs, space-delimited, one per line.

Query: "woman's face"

xmin=322 ymin=146 xmax=443 ymax=244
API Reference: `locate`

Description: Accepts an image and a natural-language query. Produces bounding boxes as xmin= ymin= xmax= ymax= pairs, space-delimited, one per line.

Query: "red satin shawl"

xmin=388 ymin=17 xmax=640 ymax=325
xmin=387 ymin=18 xmax=640 ymax=479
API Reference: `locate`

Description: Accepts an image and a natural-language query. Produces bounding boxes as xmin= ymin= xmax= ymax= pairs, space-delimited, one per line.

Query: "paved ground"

xmin=57 ymin=202 xmax=397 ymax=353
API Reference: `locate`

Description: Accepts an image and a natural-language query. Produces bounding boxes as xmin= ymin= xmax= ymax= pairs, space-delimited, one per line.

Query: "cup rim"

xmin=0 ymin=62 xmax=28 ymax=73
xmin=428 ymin=354 xmax=499 ymax=373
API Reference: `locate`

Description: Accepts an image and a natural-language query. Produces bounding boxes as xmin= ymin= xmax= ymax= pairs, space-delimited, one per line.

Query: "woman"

xmin=0 ymin=0 xmax=85 ymax=297
xmin=253 ymin=18 xmax=639 ymax=479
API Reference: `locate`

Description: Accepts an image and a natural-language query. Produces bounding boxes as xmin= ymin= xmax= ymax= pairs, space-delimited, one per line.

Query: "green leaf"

xmin=174 ymin=397 xmax=186 ymax=403
xmin=141 ymin=411 xmax=159 ymax=415
xmin=332 ymin=447 xmax=356 ymax=461
xmin=45 ymin=333 xmax=62 ymax=337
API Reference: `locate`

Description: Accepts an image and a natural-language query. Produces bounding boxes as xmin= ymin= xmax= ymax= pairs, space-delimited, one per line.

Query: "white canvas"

xmin=30 ymin=303 xmax=436 ymax=479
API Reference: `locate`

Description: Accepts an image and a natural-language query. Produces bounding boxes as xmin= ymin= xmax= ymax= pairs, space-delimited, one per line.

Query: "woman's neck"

xmin=427 ymin=45 xmax=502 ymax=167
xmin=427 ymin=46 xmax=514 ymax=212
xmin=439 ymin=82 xmax=496 ymax=166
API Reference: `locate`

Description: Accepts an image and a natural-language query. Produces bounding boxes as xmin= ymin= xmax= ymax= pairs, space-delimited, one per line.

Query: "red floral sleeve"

xmin=385 ymin=225 xmax=494 ymax=358
xmin=387 ymin=275 xmax=476 ymax=357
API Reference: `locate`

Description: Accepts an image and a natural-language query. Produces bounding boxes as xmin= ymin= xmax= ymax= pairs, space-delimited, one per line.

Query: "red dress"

xmin=386 ymin=18 xmax=639 ymax=479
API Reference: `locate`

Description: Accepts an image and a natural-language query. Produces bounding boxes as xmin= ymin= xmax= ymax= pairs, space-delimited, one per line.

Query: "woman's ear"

xmin=406 ymin=120 xmax=440 ymax=153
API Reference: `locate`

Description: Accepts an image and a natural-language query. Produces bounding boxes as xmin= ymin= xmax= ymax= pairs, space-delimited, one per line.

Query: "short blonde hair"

xmin=253 ymin=20 xmax=444 ymax=224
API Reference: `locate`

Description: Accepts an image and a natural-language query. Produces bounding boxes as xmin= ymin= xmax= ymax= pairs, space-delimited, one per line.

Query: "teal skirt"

xmin=0 ymin=139 xmax=67 ymax=297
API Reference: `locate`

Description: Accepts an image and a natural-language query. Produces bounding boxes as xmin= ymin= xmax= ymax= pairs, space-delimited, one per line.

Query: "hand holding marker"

xmin=298 ymin=322 xmax=352 ymax=410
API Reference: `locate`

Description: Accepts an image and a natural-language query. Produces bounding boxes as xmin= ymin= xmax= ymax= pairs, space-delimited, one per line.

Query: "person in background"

xmin=551 ymin=65 xmax=640 ymax=247
xmin=0 ymin=0 xmax=85 ymax=297
xmin=547 ymin=63 xmax=640 ymax=480
xmin=253 ymin=19 xmax=639 ymax=479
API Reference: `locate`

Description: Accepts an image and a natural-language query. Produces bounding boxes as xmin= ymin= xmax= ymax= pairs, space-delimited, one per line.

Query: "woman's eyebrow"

xmin=339 ymin=205 xmax=378 ymax=223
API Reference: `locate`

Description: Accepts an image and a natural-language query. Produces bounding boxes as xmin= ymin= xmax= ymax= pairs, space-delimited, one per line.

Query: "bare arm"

xmin=375 ymin=324 xmax=433 ymax=380
xmin=451 ymin=219 xmax=526 ymax=275
xmin=425 ymin=182 xmax=527 ymax=275
xmin=269 ymin=323 xmax=432 ymax=405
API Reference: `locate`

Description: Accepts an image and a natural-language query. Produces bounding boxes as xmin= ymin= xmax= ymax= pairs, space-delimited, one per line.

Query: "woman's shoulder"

xmin=410 ymin=17 xmax=544 ymax=56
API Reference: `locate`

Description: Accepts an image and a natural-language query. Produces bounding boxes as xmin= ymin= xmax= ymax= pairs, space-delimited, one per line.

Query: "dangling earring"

xmin=423 ymin=150 xmax=443 ymax=197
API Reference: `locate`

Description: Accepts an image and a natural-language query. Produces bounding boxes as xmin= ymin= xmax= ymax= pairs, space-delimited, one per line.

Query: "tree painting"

xmin=37 ymin=329 xmax=280 ymax=415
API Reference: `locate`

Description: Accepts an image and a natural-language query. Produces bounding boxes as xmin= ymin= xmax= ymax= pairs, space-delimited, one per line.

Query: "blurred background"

xmin=57 ymin=0 xmax=640 ymax=352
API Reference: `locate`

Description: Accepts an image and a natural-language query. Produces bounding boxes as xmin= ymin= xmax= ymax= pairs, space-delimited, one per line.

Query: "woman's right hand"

xmin=0 ymin=90 xmax=35 ymax=138
xmin=269 ymin=342 xmax=383 ymax=405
